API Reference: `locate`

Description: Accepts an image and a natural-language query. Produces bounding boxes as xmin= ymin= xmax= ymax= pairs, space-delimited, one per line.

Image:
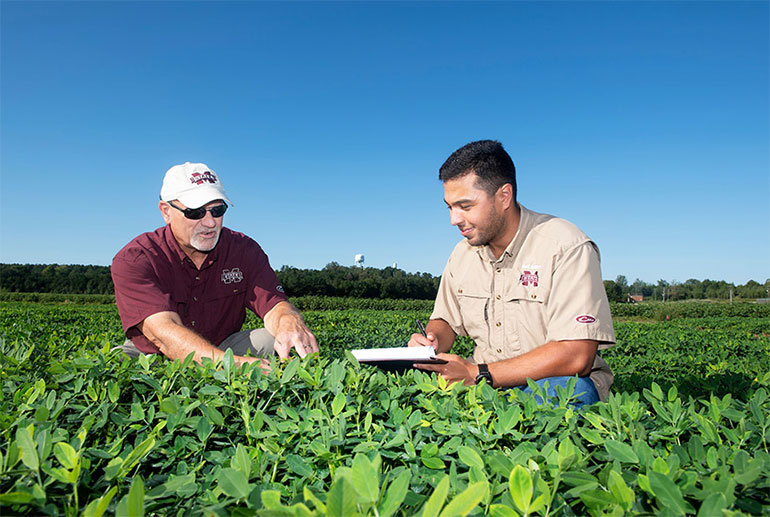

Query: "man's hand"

xmin=407 ymin=332 xmax=438 ymax=350
xmin=264 ymin=301 xmax=319 ymax=359
xmin=414 ymin=353 xmax=477 ymax=386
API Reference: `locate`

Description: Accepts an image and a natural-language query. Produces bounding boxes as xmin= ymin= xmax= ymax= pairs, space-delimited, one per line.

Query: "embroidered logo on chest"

xmin=221 ymin=268 xmax=243 ymax=284
xmin=519 ymin=270 xmax=539 ymax=287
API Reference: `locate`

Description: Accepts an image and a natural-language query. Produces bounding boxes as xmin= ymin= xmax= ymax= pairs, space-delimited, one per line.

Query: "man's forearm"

xmin=486 ymin=340 xmax=598 ymax=387
xmin=140 ymin=312 xmax=258 ymax=366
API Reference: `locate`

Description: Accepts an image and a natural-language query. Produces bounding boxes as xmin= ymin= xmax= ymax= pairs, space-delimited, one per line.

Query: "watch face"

xmin=475 ymin=372 xmax=492 ymax=385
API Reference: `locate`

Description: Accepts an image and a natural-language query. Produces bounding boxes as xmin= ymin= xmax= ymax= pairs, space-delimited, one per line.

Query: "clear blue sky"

xmin=1 ymin=1 xmax=768 ymax=285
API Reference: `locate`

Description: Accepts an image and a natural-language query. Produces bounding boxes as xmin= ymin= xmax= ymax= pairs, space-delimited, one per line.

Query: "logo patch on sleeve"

xmin=576 ymin=314 xmax=596 ymax=324
xmin=276 ymin=285 xmax=285 ymax=293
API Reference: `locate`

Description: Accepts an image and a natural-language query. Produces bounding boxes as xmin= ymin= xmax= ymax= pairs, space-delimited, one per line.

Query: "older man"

xmin=112 ymin=162 xmax=318 ymax=368
xmin=409 ymin=141 xmax=615 ymax=407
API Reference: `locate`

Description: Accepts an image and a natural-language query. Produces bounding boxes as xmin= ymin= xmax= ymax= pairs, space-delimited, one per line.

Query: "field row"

xmin=0 ymin=303 xmax=769 ymax=515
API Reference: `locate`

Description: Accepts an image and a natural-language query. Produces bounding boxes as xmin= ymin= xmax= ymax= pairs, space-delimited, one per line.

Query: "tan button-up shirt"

xmin=431 ymin=204 xmax=616 ymax=400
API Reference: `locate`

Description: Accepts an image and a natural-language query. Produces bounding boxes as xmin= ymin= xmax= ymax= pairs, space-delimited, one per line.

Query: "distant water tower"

xmin=355 ymin=254 xmax=365 ymax=268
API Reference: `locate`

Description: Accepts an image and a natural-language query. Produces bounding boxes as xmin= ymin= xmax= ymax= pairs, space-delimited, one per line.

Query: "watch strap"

xmin=475 ymin=363 xmax=493 ymax=386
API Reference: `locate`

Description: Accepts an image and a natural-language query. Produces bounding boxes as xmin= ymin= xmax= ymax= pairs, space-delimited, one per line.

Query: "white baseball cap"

xmin=160 ymin=162 xmax=233 ymax=209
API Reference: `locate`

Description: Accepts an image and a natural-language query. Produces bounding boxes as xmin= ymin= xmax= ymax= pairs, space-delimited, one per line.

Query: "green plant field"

xmin=1 ymin=302 xmax=769 ymax=515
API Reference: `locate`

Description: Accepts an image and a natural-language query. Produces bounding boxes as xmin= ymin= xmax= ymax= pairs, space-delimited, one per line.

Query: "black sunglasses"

xmin=167 ymin=200 xmax=228 ymax=220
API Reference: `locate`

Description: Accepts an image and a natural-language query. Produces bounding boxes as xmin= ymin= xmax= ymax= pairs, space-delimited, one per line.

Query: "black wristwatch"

xmin=475 ymin=364 xmax=493 ymax=386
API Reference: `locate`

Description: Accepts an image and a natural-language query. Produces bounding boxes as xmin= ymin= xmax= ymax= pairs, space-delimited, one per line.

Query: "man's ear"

xmin=159 ymin=201 xmax=172 ymax=224
xmin=497 ymin=183 xmax=513 ymax=210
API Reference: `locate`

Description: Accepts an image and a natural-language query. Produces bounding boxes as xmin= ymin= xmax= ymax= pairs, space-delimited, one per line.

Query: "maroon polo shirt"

xmin=111 ymin=225 xmax=288 ymax=354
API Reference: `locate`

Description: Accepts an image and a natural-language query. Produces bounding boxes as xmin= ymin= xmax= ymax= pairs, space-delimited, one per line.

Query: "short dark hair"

xmin=439 ymin=140 xmax=516 ymax=199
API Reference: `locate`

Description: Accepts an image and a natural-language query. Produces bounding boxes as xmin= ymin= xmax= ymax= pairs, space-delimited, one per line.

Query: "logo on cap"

xmin=520 ymin=271 xmax=539 ymax=287
xmin=190 ymin=171 xmax=218 ymax=185
xmin=576 ymin=315 xmax=596 ymax=324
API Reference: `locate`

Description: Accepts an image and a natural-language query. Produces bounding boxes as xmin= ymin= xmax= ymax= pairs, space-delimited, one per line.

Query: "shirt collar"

xmin=478 ymin=203 xmax=533 ymax=264
xmin=163 ymin=224 xmax=223 ymax=268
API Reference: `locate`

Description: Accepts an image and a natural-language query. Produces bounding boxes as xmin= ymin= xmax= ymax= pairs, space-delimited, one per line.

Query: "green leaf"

xmin=130 ymin=402 xmax=145 ymax=421
xmin=125 ymin=476 xmax=145 ymax=517
xmin=16 ymin=426 xmax=39 ymax=471
xmin=207 ymin=405 xmax=225 ymax=426
xmin=697 ymin=493 xmax=727 ymax=517
xmin=0 ymin=491 xmax=35 ymax=504
xmin=332 ymin=392 xmax=346 ymax=417
xmin=351 ymin=453 xmax=379 ymax=504
xmin=607 ymin=470 xmax=634 ymax=509
xmin=421 ymin=475 xmax=450 ymax=517
xmin=286 ymin=454 xmax=314 ymax=478
xmin=457 ymin=445 xmax=484 ymax=470
xmin=196 ymin=417 xmax=212 ymax=442
xmin=488 ymin=504 xmax=519 ymax=517
xmin=604 ymin=440 xmax=639 ymax=464
xmin=281 ymin=358 xmax=300 ymax=384
xmin=509 ymin=465 xmax=533 ymax=514
xmin=53 ymin=442 xmax=78 ymax=470
xmin=82 ymin=486 xmax=118 ymax=517
xmin=138 ymin=353 xmax=150 ymax=371
xmin=219 ymin=467 xmax=251 ymax=499
xmin=578 ymin=427 xmax=604 ymax=445
xmin=233 ymin=444 xmax=251 ymax=478
xmin=46 ymin=466 xmax=76 ymax=484
xmin=579 ymin=489 xmax=617 ymax=509
xmin=649 ymin=471 xmax=694 ymax=515
xmin=223 ymin=348 xmax=235 ymax=378
xmin=107 ymin=436 xmax=156 ymax=481
xmin=303 ymin=486 xmax=327 ymax=513
xmin=378 ymin=470 xmax=411 ymax=517
xmin=557 ymin=437 xmax=577 ymax=469
xmin=107 ymin=382 xmax=120 ymax=403
xmin=326 ymin=476 xmax=358 ymax=517
xmin=261 ymin=490 xmax=282 ymax=509
xmin=439 ymin=481 xmax=485 ymax=517
xmin=421 ymin=456 xmax=446 ymax=469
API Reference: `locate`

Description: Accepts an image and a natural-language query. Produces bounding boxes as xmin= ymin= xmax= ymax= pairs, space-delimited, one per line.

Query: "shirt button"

xmin=191 ymin=321 xmax=196 ymax=326
xmin=233 ymin=289 xmax=238 ymax=293
xmin=496 ymin=295 xmax=501 ymax=300
xmin=496 ymin=348 xmax=502 ymax=353
xmin=496 ymin=268 xmax=501 ymax=273
xmin=531 ymin=294 xmax=537 ymax=299
xmin=193 ymin=296 xmax=198 ymax=301
xmin=195 ymin=276 xmax=200 ymax=281
xmin=496 ymin=322 xmax=501 ymax=327
xmin=458 ymin=288 xmax=463 ymax=294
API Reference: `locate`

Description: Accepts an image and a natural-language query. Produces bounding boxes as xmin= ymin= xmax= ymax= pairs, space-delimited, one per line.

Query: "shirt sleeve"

xmin=430 ymin=254 xmax=468 ymax=337
xmin=245 ymin=242 xmax=288 ymax=319
xmin=111 ymin=249 xmax=175 ymax=334
xmin=545 ymin=241 xmax=615 ymax=348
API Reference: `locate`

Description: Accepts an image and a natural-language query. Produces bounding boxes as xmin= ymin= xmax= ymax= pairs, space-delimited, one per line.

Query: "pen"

xmin=416 ymin=319 xmax=427 ymax=338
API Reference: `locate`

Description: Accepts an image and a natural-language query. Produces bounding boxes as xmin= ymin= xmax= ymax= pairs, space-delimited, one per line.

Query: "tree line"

xmin=603 ymin=275 xmax=770 ymax=302
xmin=0 ymin=263 xmax=440 ymax=300
xmin=1 ymin=263 xmax=768 ymax=301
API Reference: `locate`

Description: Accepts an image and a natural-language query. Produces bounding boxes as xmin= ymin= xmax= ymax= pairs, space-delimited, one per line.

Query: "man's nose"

xmin=200 ymin=210 xmax=217 ymax=226
xmin=449 ymin=208 xmax=463 ymax=227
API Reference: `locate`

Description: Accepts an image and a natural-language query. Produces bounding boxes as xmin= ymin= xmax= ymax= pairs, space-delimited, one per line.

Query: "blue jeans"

xmin=511 ymin=376 xmax=599 ymax=409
